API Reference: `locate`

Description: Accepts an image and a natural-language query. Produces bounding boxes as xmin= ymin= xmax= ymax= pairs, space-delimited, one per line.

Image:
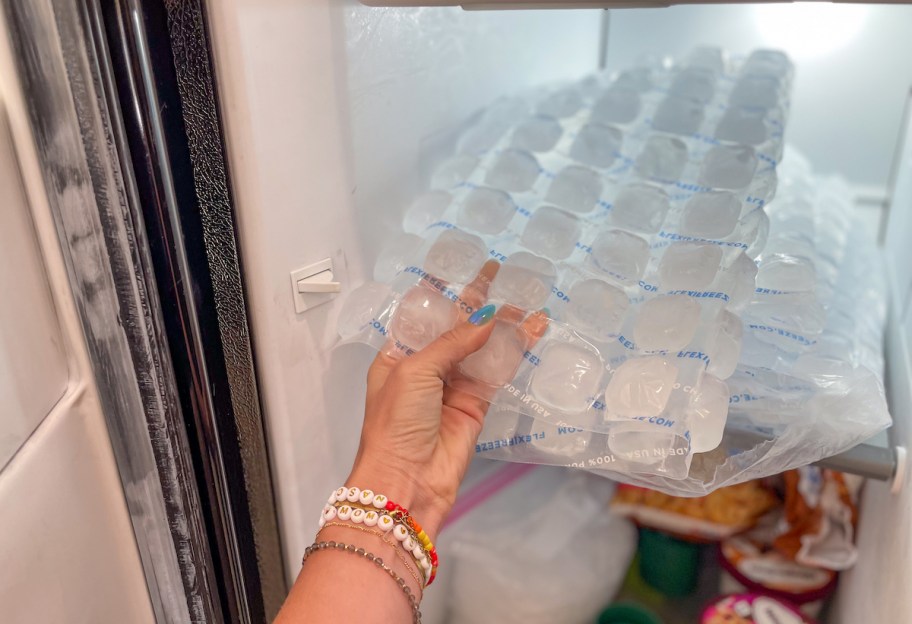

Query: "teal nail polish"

xmin=469 ymin=304 xmax=496 ymax=326
xmin=541 ymin=307 xmax=551 ymax=318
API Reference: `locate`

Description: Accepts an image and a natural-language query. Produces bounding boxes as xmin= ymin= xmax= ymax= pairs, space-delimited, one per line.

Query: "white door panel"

xmin=0 ymin=106 xmax=68 ymax=469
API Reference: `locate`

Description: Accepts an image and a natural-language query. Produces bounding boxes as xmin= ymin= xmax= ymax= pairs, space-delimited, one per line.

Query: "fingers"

xmin=406 ymin=307 xmax=496 ymax=379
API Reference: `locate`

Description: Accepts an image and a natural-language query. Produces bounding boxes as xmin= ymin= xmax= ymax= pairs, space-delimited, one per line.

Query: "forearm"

xmin=275 ymin=523 xmax=421 ymax=624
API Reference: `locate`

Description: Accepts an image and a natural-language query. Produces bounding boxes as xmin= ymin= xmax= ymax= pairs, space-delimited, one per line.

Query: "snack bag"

xmin=611 ymin=481 xmax=778 ymax=542
xmin=773 ymin=467 xmax=862 ymax=570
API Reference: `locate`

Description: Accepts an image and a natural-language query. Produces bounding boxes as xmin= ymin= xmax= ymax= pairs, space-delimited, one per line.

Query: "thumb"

xmin=411 ymin=304 xmax=497 ymax=379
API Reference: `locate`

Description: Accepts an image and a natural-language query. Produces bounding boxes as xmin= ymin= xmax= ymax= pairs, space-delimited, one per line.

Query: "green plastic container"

xmin=597 ymin=602 xmax=664 ymax=624
xmin=637 ymin=528 xmax=700 ymax=598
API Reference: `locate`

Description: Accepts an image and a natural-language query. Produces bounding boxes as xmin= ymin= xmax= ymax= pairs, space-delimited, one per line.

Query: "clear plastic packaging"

xmin=335 ymin=49 xmax=890 ymax=495
xmin=442 ymin=468 xmax=636 ymax=624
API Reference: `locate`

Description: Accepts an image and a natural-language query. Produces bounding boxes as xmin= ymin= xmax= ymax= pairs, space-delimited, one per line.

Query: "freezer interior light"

xmin=753 ymin=2 xmax=869 ymax=60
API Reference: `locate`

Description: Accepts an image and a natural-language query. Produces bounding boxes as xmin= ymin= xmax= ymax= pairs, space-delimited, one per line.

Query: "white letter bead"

xmin=358 ymin=490 xmax=374 ymax=505
xmin=377 ymin=515 xmax=394 ymax=532
xmin=403 ymin=536 xmax=416 ymax=550
xmin=318 ymin=516 xmax=325 ymax=528
xmin=333 ymin=487 xmax=347 ymax=501
xmin=363 ymin=511 xmax=379 ymax=527
xmin=372 ymin=494 xmax=388 ymax=509
xmin=337 ymin=505 xmax=353 ymax=521
xmin=351 ymin=508 xmax=365 ymax=524
xmin=393 ymin=524 xmax=410 ymax=542
xmin=322 ymin=506 xmax=337 ymax=522
xmin=346 ymin=487 xmax=361 ymax=502
xmin=412 ymin=546 xmax=425 ymax=560
xmin=419 ymin=558 xmax=432 ymax=571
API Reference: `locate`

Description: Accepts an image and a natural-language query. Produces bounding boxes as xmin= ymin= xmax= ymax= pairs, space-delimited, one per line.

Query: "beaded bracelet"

xmin=326 ymin=486 xmax=440 ymax=584
xmin=302 ymin=540 xmax=421 ymax=624
xmin=319 ymin=521 xmax=424 ymax=595
xmin=323 ymin=503 xmax=432 ymax=586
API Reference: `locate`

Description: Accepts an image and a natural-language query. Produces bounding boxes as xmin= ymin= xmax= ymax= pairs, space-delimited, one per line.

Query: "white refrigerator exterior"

xmin=0 ymin=16 xmax=155 ymax=622
xmin=205 ymin=1 xmax=912 ymax=621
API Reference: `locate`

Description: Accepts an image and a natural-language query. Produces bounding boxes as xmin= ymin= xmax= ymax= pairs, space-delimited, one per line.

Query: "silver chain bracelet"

xmin=302 ymin=540 xmax=422 ymax=623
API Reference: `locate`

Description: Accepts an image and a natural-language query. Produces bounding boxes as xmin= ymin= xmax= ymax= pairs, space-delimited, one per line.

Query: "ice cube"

xmin=669 ymin=67 xmax=716 ymax=103
xmin=545 ymin=165 xmax=602 ymax=214
xmin=607 ymin=428 xmax=679 ymax=464
xmin=536 ymin=88 xmax=583 ymax=118
xmin=458 ymin=187 xmax=515 ymax=235
xmin=389 ymin=287 xmax=458 ymax=352
xmin=569 ymin=123 xmax=623 ymax=169
xmin=756 ymin=253 xmax=816 ymax=292
xmin=652 ymin=96 xmax=704 ymax=136
xmin=484 ymin=97 xmax=531 ymax=126
xmin=489 ymin=251 xmax=557 ymax=310
xmin=510 ymin=115 xmax=563 ymax=152
xmin=588 ymin=229 xmax=650 ymax=283
xmin=741 ymin=208 xmax=770 ymax=259
xmin=591 ymin=87 xmax=641 ymax=125
xmin=614 ymin=68 xmax=653 ymax=92
xmin=610 ymin=183 xmax=670 ymax=233
xmin=337 ymin=282 xmax=394 ymax=340
xmin=707 ymin=311 xmax=742 ymax=379
xmin=730 ymin=75 xmax=780 ymax=109
xmin=635 ymin=135 xmax=688 ymax=181
xmin=566 ymin=278 xmax=629 ymax=340
xmin=403 ymin=191 xmax=452 ymax=234
xmin=605 ymin=356 xmax=678 ymax=418
xmin=680 ymin=191 xmax=741 ymax=239
xmin=686 ymin=47 xmax=725 ymax=73
xmin=633 ymin=295 xmax=701 ymax=352
xmin=423 ymin=229 xmax=488 ymax=283
xmin=687 ymin=374 xmax=729 ymax=453
xmin=457 ymin=120 xmax=507 ymax=155
xmin=431 ymin=154 xmax=479 ymax=189
xmin=726 ymin=252 xmax=759 ymax=310
xmin=520 ymin=206 xmax=582 ymax=260
xmin=698 ymin=145 xmax=758 ymax=190
xmin=530 ymin=342 xmax=605 ymax=413
xmin=374 ymin=232 xmax=424 ymax=282
xmin=715 ymin=106 xmax=768 ymax=146
xmin=459 ymin=320 xmax=528 ymax=386
xmin=485 ymin=149 xmax=541 ymax=192
xmin=743 ymin=49 xmax=791 ymax=79
xmin=659 ymin=242 xmax=722 ymax=290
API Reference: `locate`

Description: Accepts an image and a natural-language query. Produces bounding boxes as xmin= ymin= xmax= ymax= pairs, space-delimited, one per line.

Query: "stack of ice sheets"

xmin=337 ymin=48 xmax=891 ymax=494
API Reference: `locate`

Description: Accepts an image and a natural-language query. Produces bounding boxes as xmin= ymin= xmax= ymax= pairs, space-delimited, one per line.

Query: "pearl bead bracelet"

xmin=323 ymin=486 xmax=439 ymax=585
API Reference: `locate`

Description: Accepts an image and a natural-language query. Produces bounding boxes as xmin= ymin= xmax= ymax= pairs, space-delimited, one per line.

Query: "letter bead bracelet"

xmin=320 ymin=486 xmax=439 ymax=586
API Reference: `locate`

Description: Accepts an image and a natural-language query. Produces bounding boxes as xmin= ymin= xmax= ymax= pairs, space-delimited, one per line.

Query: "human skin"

xmin=275 ymin=261 xmax=547 ymax=623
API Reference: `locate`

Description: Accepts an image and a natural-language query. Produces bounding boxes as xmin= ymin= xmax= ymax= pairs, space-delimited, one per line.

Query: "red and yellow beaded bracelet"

xmin=322 ymin=486 xmax=439 ymax=585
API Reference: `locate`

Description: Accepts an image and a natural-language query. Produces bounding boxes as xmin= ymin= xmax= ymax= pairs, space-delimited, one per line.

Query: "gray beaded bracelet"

xmin=302 ymin=540 xmax=422 ymax=623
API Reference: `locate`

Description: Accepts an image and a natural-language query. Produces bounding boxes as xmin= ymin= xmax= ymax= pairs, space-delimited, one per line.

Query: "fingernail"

xmin=541 ymin=307 xmax=551 ymax=318
xmin=468 ymin=304 xmax=496 ymax=326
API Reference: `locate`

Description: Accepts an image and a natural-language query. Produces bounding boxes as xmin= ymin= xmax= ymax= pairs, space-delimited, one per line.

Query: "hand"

xmin=347 ymin=262 xmax=547 ymax=538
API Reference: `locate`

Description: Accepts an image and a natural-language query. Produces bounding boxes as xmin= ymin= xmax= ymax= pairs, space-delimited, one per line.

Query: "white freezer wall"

xmin=607 ymin=4 xmax=912 ymax=192
xmin=831 ymin=94 xmax=912 ymax=623
xmin=206 ymin=0 xmax=602 ymax=581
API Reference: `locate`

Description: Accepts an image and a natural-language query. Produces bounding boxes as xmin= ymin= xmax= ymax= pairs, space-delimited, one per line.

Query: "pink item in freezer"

xmin=701 ymin=594 xmax=816 ymax=624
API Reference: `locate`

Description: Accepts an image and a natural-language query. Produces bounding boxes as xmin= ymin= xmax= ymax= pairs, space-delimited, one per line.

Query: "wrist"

xmin=346 ymin=463 xmax=449 ymax=540
xmin=315 ymin=523 xmax=424 ymax=600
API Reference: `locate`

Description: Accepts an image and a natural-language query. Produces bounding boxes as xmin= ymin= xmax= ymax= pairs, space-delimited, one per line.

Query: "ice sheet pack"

xmin=335 ymin=48 xmax=891 ymax=494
